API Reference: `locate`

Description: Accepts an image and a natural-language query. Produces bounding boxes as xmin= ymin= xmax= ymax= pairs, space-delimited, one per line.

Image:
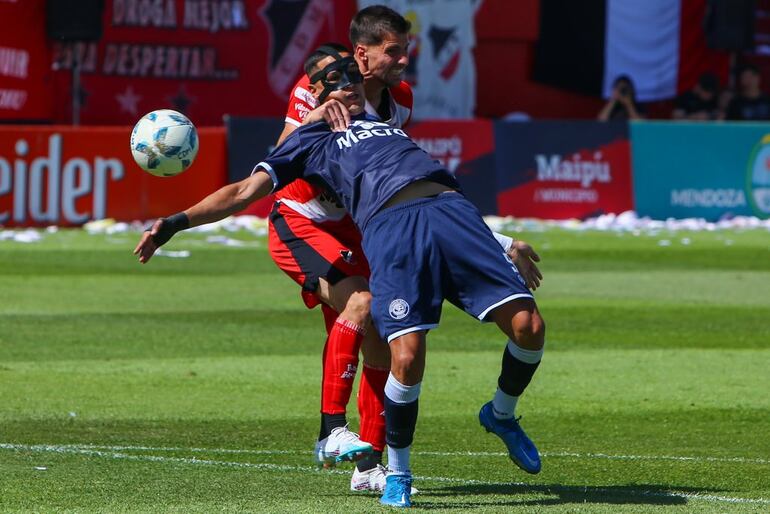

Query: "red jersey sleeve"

xmin=390 ymin=81 xmax=414 ymax=128
xmin=284 ymin=75 xmax=319 ymax=127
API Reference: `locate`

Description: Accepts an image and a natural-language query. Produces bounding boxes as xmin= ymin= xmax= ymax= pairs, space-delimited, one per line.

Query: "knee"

xmin=391 ymin=348 xmax=416 ymax=375
xmin=513 ymin=311 xmax=546 ymax=350
xmin=390 ymin=346 xmax=421 ymax=384
xmin=340 ymin=290 xmax=371 ymax=325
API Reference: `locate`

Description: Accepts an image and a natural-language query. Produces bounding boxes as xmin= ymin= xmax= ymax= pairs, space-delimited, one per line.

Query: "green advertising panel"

xmin=631 ymin=121 xmax=770 ymax=220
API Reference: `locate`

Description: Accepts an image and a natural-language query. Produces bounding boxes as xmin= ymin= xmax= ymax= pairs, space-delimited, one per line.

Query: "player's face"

xmin=310 ymin=54 xmax=366 ymax=115
xmin=739 ymin=70 xmax=760 ymax=91
xmin=357 ymin=31 xmax=409 ymax=87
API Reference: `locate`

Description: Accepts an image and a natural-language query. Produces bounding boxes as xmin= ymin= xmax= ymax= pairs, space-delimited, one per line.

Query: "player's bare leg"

xmin=480 ymin=299 xmax=546 ymax=474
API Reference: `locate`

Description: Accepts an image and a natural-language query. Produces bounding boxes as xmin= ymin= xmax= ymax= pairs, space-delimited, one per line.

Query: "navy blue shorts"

xmin=362 ymin=193 xmax=534 ymax=342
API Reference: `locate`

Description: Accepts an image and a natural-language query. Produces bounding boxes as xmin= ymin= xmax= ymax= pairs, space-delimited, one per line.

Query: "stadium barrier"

xmin=631 ymin=121 xmax=770 ymax=221
xmin=0 ymin=126 xmax=226 ymax=227
xmin=224 ymin=118 xmax=634 ymax=219
xmin=493 ymin=121 xmax=633 ymax=219
xmin=3 ymin=120 xmax=770 ymax=227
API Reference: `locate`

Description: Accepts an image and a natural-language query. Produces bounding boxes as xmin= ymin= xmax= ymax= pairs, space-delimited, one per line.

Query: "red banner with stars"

xmin=50 ymin=0 xmax=357 ymax=126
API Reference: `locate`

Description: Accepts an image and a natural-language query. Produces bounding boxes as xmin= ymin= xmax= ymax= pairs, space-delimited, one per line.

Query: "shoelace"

xmin=333 ymin=427 xmax=363 ymax=443
xmin=370 ymin=465 xmax=387 ymax=489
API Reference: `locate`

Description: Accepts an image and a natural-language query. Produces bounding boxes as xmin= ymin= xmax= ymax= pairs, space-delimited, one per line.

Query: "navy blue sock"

xmin=498 ymin=341 xmax=542 ymax=397
xmin=321 ymin=413 xmax=347 ymax=439
xmin=385 ymin=395 xmax=418 ymax=449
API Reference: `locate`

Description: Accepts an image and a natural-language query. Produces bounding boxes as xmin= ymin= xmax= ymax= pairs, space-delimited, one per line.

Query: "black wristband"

xmin=150 ymin=212 xmax=190 ymax=247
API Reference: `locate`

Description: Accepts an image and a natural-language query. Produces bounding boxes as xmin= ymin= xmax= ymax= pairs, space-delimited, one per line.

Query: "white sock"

xmin=387 ymin=445 xmax=411 ymax=475
xmin=384 ymin=373 xmax=421 ymax=403
xmin=507 ymin=339 xmax=544 ymax=364
xmin=492 ymin=387 xmax=518 ymax=419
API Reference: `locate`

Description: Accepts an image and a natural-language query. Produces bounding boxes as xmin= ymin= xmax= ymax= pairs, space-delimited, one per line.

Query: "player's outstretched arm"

xmin=133 ymin=171 xmax=275 ymax=264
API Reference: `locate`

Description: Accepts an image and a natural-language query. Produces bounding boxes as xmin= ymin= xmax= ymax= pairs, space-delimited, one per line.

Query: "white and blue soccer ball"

xmin=130 ymin=109 xmax=199 ymax=177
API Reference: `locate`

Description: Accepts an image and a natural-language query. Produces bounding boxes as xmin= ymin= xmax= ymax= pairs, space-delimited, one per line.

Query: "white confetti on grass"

xmin=3 ymin=213 xmax=769 ymax=246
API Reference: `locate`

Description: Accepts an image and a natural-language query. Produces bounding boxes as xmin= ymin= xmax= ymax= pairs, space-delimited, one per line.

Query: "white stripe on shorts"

xmin=477 ymin=293 xmax=534 ymax=321
xmin=387 ymin=324 xmax=439 ymax=343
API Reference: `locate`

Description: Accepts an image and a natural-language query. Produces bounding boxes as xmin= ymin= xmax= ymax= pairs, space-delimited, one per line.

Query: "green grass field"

xmin=1 ymin=225 xmax=769 ymax=513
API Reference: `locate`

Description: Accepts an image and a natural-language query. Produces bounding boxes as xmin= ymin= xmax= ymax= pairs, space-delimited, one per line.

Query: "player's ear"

xmin=354 ymin=45 xmax=368 ymax=70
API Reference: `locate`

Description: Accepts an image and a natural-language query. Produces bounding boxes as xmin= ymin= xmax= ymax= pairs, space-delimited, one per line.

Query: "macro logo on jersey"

xmin=335 ymin=120 xmax=408 ymax=149
xmin=746 ymin=134 xmax=770 ymax=219
xmin=260 ymin=0 xmax=333 ymax=96
xmin=389 ymin=299 xmax=410 ymax=320
xmin=428 ymin=25 xmax=461 ymax=80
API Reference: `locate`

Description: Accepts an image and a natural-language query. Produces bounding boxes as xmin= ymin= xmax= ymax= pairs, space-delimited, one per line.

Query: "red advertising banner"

xmin=0 ymin=125 xmax=226 ymax=227
xmin=494 ymin=121 xmax=633 ymax=219
xmin=50 ymin=0 xmax=357 ymax=125
xmin=407 ymin=120 xmax=497 ymax=214
xmin=0 ymin=0 xmax=54 ymax=121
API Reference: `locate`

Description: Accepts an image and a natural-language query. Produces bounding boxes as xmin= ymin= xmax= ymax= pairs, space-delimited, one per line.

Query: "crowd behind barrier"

xmin=0 ymin=119 xmax=768 ymax=228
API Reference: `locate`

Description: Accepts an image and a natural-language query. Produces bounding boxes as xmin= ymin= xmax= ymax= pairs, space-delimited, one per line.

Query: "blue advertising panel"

xmin=631 ymin=121 xmax=770 ymax=220
xmin=224 ymin=116 xmax=284 ymax=217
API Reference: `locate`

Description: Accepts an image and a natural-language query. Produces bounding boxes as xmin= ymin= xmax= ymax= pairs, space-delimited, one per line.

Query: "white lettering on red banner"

xmin=535 ymin=152 xmax=612 ymax=188
xmin=413 ymin=136 xmax=462 ymax=173
xmin=112 ymin=0 xmax=249 ymax=32
xmin=0 ymin=135 xmax=125 ymax=224
xmin=0 ymin=89 xmax=27 ymax=110
xmin=0 ymin=46 xmax=29 ymax=78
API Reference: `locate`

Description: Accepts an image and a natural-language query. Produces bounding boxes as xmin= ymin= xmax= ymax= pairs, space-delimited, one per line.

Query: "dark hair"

xmin=698 ymin=72 xmax=719 ymax=93
xmin=737 ymin=63 xmax=760 ymax=77
xmin=303 ymin=42 xmax=350 ymax=76
xmin=349 ymin=5 xmax=411 ymax=45
xmin=612 ymin=74 xmax=637 ymax=100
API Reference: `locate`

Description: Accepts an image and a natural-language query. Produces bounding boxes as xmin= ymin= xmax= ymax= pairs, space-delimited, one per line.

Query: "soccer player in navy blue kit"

xmin=135 ymin=49 xmax=545 ymax=509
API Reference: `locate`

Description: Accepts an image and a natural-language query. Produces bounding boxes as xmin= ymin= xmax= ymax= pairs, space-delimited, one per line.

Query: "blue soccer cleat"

xmin=380 ymin=473 xmax=413 ymax=508
xmin=479 ymin=401 xmax=541 ymax=474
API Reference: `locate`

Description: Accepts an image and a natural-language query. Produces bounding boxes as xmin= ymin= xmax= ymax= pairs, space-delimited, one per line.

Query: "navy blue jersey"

xmin=255 ymin=117 xmax=460 ymax=229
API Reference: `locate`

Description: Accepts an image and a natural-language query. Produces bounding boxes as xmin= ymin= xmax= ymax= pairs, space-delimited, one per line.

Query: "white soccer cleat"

xmin=351 ymin=464 xmax=419 ymax=495
xmin=315 ymin=426 xmax=373 ymax=467
xmin=314 ymin=438 xmax=335 ymax=469
xmin=351 ymin=463 xmax=387 ymax=491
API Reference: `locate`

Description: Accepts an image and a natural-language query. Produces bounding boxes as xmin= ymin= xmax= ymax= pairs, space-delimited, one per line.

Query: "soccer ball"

xmin=130 ymin=109 xmax=199 ymax=177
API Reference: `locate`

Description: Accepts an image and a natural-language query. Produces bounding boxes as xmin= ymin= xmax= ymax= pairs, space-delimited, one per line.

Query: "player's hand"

xmin=133 ymin=219 xmax=163 ymax=264
xmin=304 ymin=99 xmax=351 ymax=132
xmin=507 ymin=240 xmax=542 ymax=290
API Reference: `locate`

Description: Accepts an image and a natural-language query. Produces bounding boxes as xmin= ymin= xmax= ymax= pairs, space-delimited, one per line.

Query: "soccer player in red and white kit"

xmin=268 ymin=6 xmax=415 ymax=493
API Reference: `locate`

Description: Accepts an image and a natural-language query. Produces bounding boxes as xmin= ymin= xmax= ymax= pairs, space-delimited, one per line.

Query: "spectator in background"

xmin=672 ymin=72 xmax=720 ymax=120
xmin=725 ymin=64 xmax=770 ymax=121
xmin=597 ymin=75 xmax=645 ymax=121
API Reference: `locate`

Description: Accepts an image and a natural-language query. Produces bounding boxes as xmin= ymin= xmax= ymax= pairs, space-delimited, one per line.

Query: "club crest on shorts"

xmin=389 ymin=299 xmax=410 ymax=320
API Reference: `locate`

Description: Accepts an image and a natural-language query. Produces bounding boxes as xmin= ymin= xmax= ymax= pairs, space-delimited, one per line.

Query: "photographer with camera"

xmin=598 ymin=75 xmax=644 ymax=121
